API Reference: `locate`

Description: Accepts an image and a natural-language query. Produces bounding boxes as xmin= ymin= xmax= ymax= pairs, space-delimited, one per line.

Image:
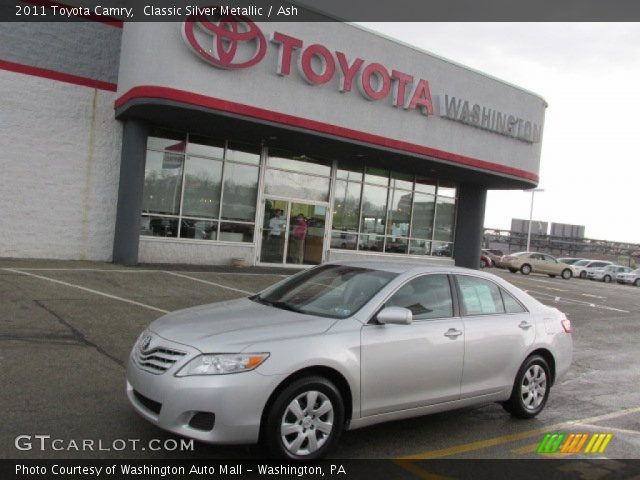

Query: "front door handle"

xmin=518 ymin=321 xmax=533 ymax=330
xmin=444 ymin=328 xmax=463 ymax=338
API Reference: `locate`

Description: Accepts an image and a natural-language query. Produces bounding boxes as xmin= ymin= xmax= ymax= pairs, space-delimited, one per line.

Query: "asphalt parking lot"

xmin=1 ymin=258 xmax=639 ymax=461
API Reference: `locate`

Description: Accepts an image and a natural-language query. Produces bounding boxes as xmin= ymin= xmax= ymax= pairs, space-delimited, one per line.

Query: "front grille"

xmin=133 ymin=390 xmax=162 ymax=415
xmin=189 ymin=412 xmax=216 ymax=431
xmin=135 ymin=344 xmax=186 ymax=375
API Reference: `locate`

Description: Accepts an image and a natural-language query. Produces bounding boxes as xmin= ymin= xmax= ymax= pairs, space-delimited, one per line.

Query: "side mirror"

xmin=376 ymin=307 xmax=412 ymax=325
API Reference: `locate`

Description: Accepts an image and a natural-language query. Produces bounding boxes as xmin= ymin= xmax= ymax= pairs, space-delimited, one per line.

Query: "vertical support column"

xmin=453 ymin=183 xmax=487 ymax=269
xmin=112 ymin=120 xmax=149 ymax=265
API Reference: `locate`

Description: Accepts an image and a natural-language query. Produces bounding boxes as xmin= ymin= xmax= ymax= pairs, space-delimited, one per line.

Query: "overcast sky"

xmin=360 ymin=23 xmax=640 ymax=244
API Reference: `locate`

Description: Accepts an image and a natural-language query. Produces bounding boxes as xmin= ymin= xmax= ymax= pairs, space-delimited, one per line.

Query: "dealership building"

xmin=1 ymin=15 xmax=546 ymax=268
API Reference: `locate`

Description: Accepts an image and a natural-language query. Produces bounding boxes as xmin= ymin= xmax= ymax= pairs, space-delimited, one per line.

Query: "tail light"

xmin=561 ymin=317 xmax=572 ymax=333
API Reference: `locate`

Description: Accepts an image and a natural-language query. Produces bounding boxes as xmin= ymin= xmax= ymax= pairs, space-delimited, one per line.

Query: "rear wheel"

xmin=520 ymin=264 xmax=532 ymax=275
xmin=263 ymin=376 xmax=344 ymax=460
xmin=502 ymin=355 xmax=551 ymax=419
xmin=508 ymin=268 xmax=518 ymax=273
xmin=561 ymin=269 xmax=572 ymax=280
xmin=603 ymin=275 xmax=612 ymax=283
xmin=548 ymin=274 xmax=556 ymax=278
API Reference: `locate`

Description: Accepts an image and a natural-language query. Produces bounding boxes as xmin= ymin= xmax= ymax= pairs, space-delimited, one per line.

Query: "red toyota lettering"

xmin=299 ymin=44 xmax=336 ymax=85
xmin=270 ymin=32 xmax=303 ymax=76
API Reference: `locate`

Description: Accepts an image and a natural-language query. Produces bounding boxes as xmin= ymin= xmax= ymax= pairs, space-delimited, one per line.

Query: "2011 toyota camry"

xmin=126 ymin=261 xmax=572 ymax=460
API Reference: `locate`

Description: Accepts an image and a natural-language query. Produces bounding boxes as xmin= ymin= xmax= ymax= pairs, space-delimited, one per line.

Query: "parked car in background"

xmin=557 ymin=258 xmax=585 ymax=265
xmin=502 ymin=252 xmax=574 ymax=279
xmin=617 ymin=268 xmax=640 ymax=286
xmin=482 ymin=249 xmax=504 ymax=267
xmin=480 ymin=252 xmax=493 ymax=268
xmin=572 ymin=259 xmax=613 ymax=279
xmin=587 ymin=265 xmax=632 ymax=283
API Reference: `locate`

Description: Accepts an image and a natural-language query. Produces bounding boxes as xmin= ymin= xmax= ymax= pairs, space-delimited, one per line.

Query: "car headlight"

xmin=175 ymin=353 xmax=270 ymax=376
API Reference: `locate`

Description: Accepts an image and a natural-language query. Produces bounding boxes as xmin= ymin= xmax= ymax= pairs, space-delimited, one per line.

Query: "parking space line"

xmin=398 ymin=405 xmax=640 ymax=459
xmin=3 ymin=268 xmax=169 ymax=314
xmin=9 ymin=267 xmax=290 ymax=277
xmin=164 ymin=271 xmax=255 ymax=295
xmin=526 ymin=290 xmax=629 ymax=313
xmin=574 ymin=423 xmax=640 ymax=436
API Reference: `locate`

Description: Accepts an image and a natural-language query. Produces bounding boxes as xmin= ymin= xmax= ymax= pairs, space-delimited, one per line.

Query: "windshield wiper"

xmin=250 ymin=295 xmax=303 ymax=313
xmin=270 ymin=301 xmax=304 ymax=313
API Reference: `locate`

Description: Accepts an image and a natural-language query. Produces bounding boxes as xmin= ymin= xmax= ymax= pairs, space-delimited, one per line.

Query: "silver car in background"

xmin=126 ymin=261 xmax=573 ymax=460
xmin=573 ymin=259 xmax=613 ymax=279
xmin=617 ymin=268 xmax=640 ymax=286
xmin=587 ymin=264 xmax=632 ymax=283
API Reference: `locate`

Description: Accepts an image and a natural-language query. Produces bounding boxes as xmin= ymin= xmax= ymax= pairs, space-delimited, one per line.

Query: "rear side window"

xmin=385 ymin=274 xmax=453 ymax=320
xmin=500 ymin=288 xmax=527 ymax=314
xmin=457 ymin=275 xmax=505 ymax=315
xmin=591 ymin=262 xmax=608 ymax=268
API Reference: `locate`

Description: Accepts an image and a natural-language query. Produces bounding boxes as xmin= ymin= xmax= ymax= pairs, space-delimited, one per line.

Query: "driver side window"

xmin=385 ymin=274 xmax=453 ymax=320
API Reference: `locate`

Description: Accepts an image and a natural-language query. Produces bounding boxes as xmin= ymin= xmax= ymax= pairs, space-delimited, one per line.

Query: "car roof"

xmin=327 ymin=259 xmax=481 ymax=276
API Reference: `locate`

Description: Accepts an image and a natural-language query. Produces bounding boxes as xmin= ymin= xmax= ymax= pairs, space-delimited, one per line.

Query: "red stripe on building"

xmin=0 ymin=59 xmax=118 ymax=92
xmin=115 ymin=85 xmax=539 ymax=183
xmin=21 ymin=0 xmax=124 ymax=27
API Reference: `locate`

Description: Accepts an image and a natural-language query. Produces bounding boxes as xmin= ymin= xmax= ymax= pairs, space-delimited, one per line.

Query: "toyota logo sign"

xmin=181 ymin=13 xmax=267 ymax=69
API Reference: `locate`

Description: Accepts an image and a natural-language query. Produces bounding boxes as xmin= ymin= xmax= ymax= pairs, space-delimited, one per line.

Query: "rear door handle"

xmin=444 ymin=328 xmax=463 ymax=338
xmin=518 ymin=321 xmax=533 ymax=330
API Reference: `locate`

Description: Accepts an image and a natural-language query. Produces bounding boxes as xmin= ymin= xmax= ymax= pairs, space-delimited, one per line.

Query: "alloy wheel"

xmin=280 ymin=391 xmax=334 ymax=456
xmin=521 ymin=364 xmax=547 ymax=410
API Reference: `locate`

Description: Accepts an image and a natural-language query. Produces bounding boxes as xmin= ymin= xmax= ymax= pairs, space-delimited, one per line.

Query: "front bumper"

xmin=126 ymin=353 xmax=284 ymax=444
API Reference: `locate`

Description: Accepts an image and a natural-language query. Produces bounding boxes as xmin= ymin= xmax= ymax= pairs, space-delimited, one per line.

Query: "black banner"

xmin=3 ymin=459 xmax=640 ymax=480
xmin=5 ymin=0 xmax=640 ymax=22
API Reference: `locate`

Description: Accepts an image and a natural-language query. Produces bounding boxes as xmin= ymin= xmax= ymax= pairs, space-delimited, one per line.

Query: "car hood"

xmin=149 ymin=297 xmax=338 ymax=352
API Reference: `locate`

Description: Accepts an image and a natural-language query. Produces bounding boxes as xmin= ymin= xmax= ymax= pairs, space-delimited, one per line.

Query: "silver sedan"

xmin=126 ymin=261 xmax=573 ymax=460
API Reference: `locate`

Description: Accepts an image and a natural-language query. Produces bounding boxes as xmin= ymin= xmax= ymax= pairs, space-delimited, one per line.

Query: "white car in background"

xmin=586 ymin=264 xmax=632 ymax=283
xmin=616 ymin=268 xmax=640 ymax=286
xmin=572 ymin=259 xmax=613 ymax=279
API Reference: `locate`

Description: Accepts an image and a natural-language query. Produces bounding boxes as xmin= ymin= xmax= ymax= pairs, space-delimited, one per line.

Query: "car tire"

xmin=502 ymin=355 xmax=551 ymax=419
xmin=634 ymin=279 xmax=640 ymax=287
xmin=263 ymin=376 xmax=344 ymax=460
xmin=508 ymin=268 xmax=518 ymax=273
xmin=548 ymin=274 xmax=556 ymax=278
xmin=520 ymin=264 xmax=532 ymax=275
xmin=603 ymin=275 xmax=611 ymax=283
xmin=480 ymin=259 xmax=487 ymax=269
xmin=561 ymin=269 xmax=572 ymax=280
xmin=579 ymin=271 xmax=587 ymax=279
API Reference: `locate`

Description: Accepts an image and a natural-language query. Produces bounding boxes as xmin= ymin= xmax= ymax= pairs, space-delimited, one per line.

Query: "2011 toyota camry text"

xmin=126 ymin=261 xmax=573 ymax=460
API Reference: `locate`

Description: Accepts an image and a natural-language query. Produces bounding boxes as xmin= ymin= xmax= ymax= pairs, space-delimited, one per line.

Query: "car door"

xmin=527 ymin=253 xmax=545 ymax=273
xmin=455 ymin=274 xmax=536 ymax=398
xmin=360 ymin=274 xmax=464 ymax=417
xmin=542 ymin=254 xmax=560 ymax=275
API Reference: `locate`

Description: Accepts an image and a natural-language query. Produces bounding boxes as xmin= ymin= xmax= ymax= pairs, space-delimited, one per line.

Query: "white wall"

xmin=0 ymin=71 xmax=122 ymax=260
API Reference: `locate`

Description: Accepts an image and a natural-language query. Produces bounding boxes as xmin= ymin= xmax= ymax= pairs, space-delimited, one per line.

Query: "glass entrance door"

xmin=259 ymin=199 xmax=327 ymax=265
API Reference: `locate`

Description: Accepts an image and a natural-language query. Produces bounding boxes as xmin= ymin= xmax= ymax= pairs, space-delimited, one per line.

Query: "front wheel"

xmin=520 ymin=264 xmax=532 ymax=275
xmin=580 ymin=271 xmax=587 ymax=279
xmin=634 ymin=279 xmax=640 ymax=287
xmin=502 ymin=355 xmax=551 ymax=419
xmin=603 ymin=275 xmax=612 ymax=283
xmin=561 ymin=269 xmax=572 ymax=280
xmin=480 ymin=259 xmax=488 ymax=269
xmin=263 ymin=376 xmax=344 ymax=460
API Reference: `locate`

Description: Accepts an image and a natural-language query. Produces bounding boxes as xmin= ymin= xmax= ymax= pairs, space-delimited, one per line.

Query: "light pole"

xmin=526 ymin=188 xmax=544 ymax=252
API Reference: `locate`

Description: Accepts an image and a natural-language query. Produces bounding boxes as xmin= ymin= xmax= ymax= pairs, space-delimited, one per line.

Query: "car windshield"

xmin=251 ymin=264 xmax=397 ymax=319
xmin=574 ymin=260 xmax=590 ymax=266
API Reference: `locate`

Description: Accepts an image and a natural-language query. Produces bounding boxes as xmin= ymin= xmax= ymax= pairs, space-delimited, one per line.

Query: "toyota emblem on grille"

xmin=140 ymin=334 xmax=152 ymax=352
xmin=181 ymin=12 xmax=267 ymax=69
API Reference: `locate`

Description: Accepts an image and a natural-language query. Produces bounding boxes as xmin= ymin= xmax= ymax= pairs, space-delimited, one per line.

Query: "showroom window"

xmin=331 ymin=162 xmax=457 ymax=257
xmin=140 ymin=130 xmax=260 ymax=243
